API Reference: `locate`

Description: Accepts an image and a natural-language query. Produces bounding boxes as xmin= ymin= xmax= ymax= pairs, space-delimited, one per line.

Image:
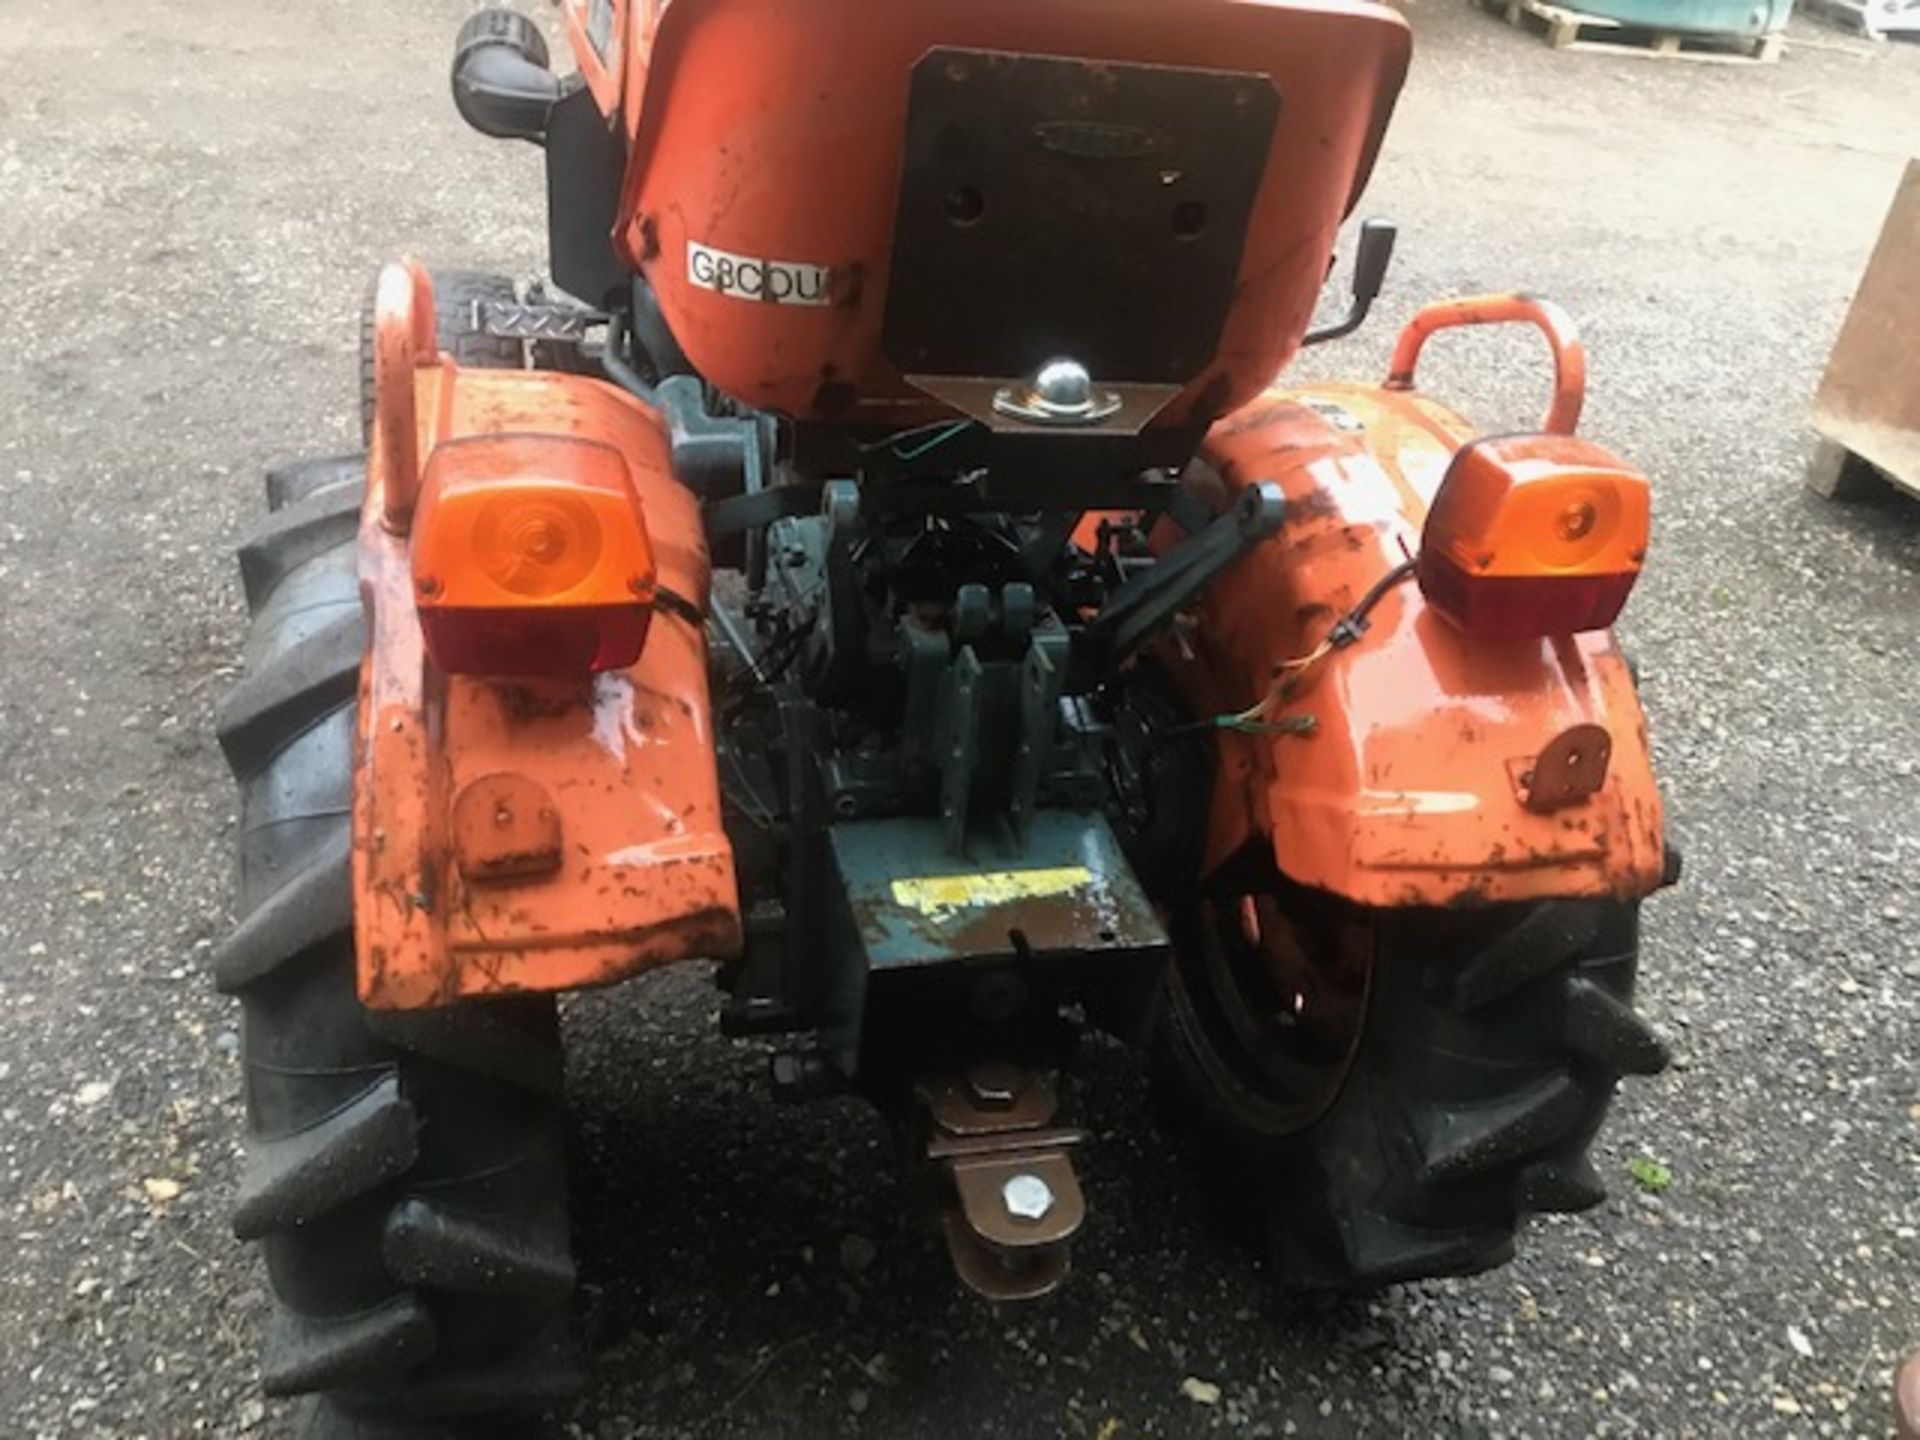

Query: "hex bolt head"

xmin=1001 ymin=1172 xmax=1055 ymax=1222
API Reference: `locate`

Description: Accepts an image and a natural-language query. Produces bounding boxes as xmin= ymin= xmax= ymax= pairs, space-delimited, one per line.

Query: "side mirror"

xmin=1303 ymin=218 xmax=1398 ymax=347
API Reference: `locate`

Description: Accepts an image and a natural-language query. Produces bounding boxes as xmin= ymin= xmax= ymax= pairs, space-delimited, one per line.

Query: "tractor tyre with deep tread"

xmin=1157 ymin=881 xmax=1668 ymax=1289
xmin=1119 ymin=676 xmax=1669 ymax=1291
xmin=217 ymin=454 xmax=580 ymax=1436
xmin=358 ymin=269 xmax=524 ymax=439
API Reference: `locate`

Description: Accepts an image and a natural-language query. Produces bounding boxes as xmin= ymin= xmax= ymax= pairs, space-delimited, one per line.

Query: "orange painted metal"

xmin=1385 ymin=294 xmax=1588 ymax=437
xmin=355 ymin=263 xmax=740 ymax=1009
xmin=563 ymin=0 xmax=630 ymax=118
xmin=597 ymin=0 xmax=1409 ymax=423
xmin=450 ymin=772 xmax=564 ymax=884
xmin=1174 ymin=377 xmax=1665 ymax=907
xmin=368 ymin=258 xmax=437 ymax=532
xmin=566 ymin=0 xmax=660 ymax=144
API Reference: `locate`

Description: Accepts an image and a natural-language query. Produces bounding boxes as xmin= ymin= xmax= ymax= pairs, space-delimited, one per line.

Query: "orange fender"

xmin=355 ymin=263 xmax=740 ymax=1009
xmin=1175 ymin=378 xmax=1665 ymax=908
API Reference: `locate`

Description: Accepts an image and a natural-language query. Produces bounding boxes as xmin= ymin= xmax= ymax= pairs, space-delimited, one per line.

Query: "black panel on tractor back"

xmin=546 ymin=86 xmax=630 ymax=310
xmin=882 ymin=48 xmax=1279 ymax=385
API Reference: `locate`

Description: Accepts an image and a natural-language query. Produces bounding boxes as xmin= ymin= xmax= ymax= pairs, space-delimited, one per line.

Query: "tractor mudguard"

xmin=354 ymin=262 xmax=740 ymax=1008
xmin=1176 ymin=376 xmax=1666 ymax=908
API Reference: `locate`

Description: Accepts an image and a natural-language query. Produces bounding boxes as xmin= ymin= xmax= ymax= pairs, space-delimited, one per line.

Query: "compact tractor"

xmin=216 ymin=1 xmax=1675 ymax=1431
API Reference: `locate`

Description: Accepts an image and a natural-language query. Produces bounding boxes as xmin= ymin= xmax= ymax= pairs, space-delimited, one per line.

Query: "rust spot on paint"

xmin=1284 ymin=486 xmax=1339 ymax=527
xmin=1215 ymin=399 xmax=1316 ymax=438
xmin=496 ymin=681 xmax=594 ymax=722
xmin=831 ymin=262 xmax=867 ymax=312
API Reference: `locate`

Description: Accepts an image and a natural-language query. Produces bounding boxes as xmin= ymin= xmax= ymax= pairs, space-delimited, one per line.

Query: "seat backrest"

xmin=609 ymin=0 xmax=1411 ymax=428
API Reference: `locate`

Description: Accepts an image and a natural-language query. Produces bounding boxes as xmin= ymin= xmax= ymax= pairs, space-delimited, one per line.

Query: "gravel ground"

xmin=2 ymin=2 xmax=1918 ymax=1437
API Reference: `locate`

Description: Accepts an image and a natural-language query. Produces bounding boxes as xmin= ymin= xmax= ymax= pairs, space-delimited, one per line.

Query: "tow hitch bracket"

xmin=920 ymin=1065 xmax=1087 ymax=1300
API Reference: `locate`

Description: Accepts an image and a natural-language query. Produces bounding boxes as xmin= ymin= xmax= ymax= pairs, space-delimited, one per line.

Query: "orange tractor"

xmin=218 ymin=1 xmax=1676 ymax=1431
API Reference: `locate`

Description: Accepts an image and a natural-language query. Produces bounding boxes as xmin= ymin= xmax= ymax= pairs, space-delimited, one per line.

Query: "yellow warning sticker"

xmin=890 ymin=866 xmax=1094 ymax=918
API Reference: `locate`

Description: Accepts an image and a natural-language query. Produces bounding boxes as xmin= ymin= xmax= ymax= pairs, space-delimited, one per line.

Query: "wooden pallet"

xmin=1478 ymin=0 xmax=1786 ymax=61
xmin=1807 ymin=437 xmax=1920 ymax=504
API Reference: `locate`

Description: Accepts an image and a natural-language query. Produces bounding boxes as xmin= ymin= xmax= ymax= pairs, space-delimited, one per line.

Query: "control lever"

xmin=1303 ymin=217 xmax=1398 ymax=346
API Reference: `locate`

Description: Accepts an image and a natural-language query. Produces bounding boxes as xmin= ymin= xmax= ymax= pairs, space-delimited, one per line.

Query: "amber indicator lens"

xmin=410 ymin=434 xmax=657 ymax=677
xmin=474 ymin=490 xmax=605 ymax=598
xmin=1418 ymin=435 xmax=1651 ymax=639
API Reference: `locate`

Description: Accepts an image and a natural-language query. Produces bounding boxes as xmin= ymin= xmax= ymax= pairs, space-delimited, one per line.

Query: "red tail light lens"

xmin=410 ymin=434 xmax=657 ymax=677
xmin=1417 ymin=434 xmax=1649 ymax=639
xmin=416 ymin=602 xmax=654 ymax=677
xmin=1414 ymin=562 xmax=1638 ymax=639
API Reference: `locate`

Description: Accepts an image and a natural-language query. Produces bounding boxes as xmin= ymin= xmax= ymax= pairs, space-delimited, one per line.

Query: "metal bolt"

xmin=1002 ymin=1172 xmax=1054 ymax=1222
xmin=992 ymin=355 xmax=1121 ymax=426
xmin=1031 ymin=358 xmax=1094 ymax=412
xmin=965 ymin=1059 xmax=1023 ymax=1111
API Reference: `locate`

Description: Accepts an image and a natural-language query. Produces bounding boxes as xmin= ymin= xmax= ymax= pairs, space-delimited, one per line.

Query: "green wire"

xmin=891 ymin=421 xmax=972 ymax=462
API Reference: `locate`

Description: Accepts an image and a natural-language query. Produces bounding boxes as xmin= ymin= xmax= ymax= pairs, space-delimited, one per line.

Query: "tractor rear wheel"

xmin=1158 ymin=872 xmax=1667 ymax=1287
xmin=216 ymin=454 xmax=580 ymax=1436
xmin=1114 ymin=674 xmax=1668 ymax=1288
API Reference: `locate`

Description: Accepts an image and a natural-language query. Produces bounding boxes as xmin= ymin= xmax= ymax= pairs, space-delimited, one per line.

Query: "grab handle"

xmin=1384 ymin=294 xmax=1586 ymax=436
xmin=369 ymin=259 xmax=441 ymax=534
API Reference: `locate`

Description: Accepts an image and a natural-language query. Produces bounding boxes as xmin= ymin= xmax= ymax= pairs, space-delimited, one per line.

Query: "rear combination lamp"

xmin=410 ymin=434 xmax=658 ymax=677
xmin=1416 ymin=434 xmax=1650 ymax=638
